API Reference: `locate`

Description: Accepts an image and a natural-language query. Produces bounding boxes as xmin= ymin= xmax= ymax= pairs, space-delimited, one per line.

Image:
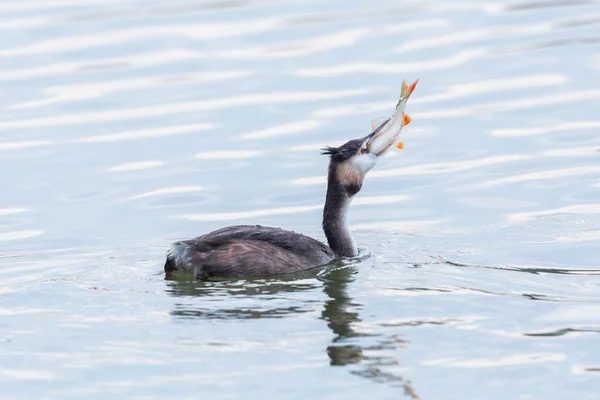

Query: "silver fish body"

xmin=366 ymin=79 xmax=418 ymax=156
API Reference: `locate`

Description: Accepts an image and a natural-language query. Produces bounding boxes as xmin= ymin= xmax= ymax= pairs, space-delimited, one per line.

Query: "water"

xmin=1 ymin=0 xmax=600 ymax=398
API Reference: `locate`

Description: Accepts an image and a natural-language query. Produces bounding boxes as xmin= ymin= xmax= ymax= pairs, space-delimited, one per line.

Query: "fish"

xmin=366 ymin=79 xmax=418 ymax=156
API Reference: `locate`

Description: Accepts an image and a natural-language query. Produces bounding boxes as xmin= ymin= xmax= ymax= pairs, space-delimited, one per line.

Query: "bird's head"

xmin=321 ymin=123 xmax=394 ymax=196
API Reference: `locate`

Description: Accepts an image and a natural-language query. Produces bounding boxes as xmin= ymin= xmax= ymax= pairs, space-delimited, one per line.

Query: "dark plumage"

xmin=165 ymin=225 xmax=335 ymax=280
xmin=165 ymin=130 xmax=380 ymax=280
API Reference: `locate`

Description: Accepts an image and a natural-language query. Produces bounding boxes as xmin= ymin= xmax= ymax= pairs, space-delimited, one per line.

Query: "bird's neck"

xmin=322 ymin=171 xmax=358 ymax=258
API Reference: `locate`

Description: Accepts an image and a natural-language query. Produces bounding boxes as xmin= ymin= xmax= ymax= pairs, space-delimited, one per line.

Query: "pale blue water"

xmin=1 ymin=1 xmax=600 ymax=399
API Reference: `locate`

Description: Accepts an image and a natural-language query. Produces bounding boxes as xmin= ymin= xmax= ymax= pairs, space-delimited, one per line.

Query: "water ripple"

xmin=0 ymin=89 xmax=372 ymax=130
xmin=0 ymin=18 xmax=286 ymax=58
xmin=0 ymin=50 xmax=202 ymax=82
xmin=10 ymin=71 xmax=253 ymax=110
xmin=491 ymin=121 xmax=600 ymax=137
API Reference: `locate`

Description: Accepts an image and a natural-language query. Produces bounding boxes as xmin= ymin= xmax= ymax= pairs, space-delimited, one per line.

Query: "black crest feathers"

xmin=321 ymin=146 xmax=338 ymax=156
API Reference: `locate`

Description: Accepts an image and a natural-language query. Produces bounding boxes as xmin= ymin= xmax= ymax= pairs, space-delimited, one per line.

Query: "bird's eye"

xmin=360 ymin=147 xmax=366 ymax=154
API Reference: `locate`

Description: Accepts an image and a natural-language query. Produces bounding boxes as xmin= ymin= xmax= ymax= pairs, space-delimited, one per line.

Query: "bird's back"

xmin=165 ymin=225 xmax=335 ymax=279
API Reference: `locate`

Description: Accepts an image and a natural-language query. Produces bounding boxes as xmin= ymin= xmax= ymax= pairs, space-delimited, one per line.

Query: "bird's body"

xmin=164 ymin=142 xmax=367 ymax=280
xmin=164 ymin=224 xmax=335 ymax=280
xmin=164 ymin=79 xmax=418 ymax=280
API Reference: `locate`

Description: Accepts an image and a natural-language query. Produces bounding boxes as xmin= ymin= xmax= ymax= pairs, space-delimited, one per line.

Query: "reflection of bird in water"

xmin=166 ymin=266 xmax=419 ymax=398
xmin=164 ymin=124 xmax=401 ymax=280
xmin=321 ymin=266 xmax=420 ymax=399
xmin=321 ymin=266 xmax=363 ymax=366
xmin=166 ymin=270 xmax=323 ymax=320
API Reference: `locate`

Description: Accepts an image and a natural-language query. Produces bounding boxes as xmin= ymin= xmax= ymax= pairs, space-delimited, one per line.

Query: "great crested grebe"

xmin=165 ymin=80 xmax=417 ymax=280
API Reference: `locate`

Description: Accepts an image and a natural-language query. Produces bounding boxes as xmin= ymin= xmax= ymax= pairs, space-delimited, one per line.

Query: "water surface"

xmin=1 ymin=0 xmax=600 ymax=398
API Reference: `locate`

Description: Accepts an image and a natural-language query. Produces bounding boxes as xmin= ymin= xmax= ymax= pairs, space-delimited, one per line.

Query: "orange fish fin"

xmin=395 ymin=141 xmax=405 ymax=150
xmin=402 ymin=112 xmax=412 ymax=126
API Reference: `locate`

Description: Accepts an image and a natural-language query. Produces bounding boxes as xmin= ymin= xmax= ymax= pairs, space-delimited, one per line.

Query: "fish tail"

xmin=400 ymin=79 xmax=419 ymax=99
